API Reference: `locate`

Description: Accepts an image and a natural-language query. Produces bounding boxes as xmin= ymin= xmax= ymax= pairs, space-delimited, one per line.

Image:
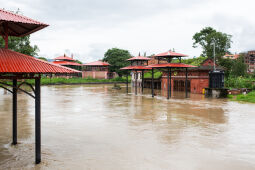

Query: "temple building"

xmin=161 ymin=58 xmax=224 ymax=94
xmin=82 ymin=60 xmax=117 ymax=79
xmin=52 ymin=54 xmax=82 ymax=71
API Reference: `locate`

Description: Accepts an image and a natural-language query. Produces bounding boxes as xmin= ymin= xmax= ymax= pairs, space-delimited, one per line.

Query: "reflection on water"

xmin=0 ymin=85 xmax=255 ymax=170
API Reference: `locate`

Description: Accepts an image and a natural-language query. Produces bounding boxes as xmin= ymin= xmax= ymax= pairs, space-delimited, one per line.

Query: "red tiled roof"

xmin=83 ymin=61 xmax=110 ymax=66
xmin=120 ymin=65 xmax=152 ymax=70
xmin=0 ymin=48 xmax=80 ymax=74
xmin=52 ymin=61 xmax=82 ymax=66
xmin=54 ymin=55 xmax=75 ymax=61
xmin=0 ymin=9 xmax=48 ymax=37
xmin=155 ymin=50 xmax=188 ymax=57
xmin=147 ymin=63 xmax=196 ymax=68
xmin=127 ymin=56 xmax=151 ymax=61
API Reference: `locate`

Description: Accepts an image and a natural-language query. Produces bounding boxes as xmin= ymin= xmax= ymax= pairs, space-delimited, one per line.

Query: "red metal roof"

xmin=54 ymin=55 xmax=75 ymax=61
xmin=120 ymin=65 xmax=152 ymax=70
xmin=147 ymin=63 xmax=196 ymax=68
xmin=0 ymin=48 xmax=80 ymax=74
xmin=127 ymin=56 xmax=151 ymax=61
xmin=0 ymin=9 xmax=48 ymax=37
xmin=155 ymin=50 xmax=188 ymax=58
xmin=83 ymin=61 xmax=110 ymax=66
xmin=52 ymin=61 xmax=82 ymax=66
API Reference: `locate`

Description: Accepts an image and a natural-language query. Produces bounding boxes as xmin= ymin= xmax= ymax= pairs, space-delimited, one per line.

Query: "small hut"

xmin=82 ymin=61 xmax=116 ymax=79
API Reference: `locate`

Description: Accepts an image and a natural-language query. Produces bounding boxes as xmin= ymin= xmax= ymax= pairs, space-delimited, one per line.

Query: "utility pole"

xmin=213 ymin=40 xmax=216 ymax=71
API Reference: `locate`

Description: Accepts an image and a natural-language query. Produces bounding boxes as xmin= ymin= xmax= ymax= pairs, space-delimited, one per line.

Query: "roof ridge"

xmin=0 ymin=8 xmax=48 ymax=26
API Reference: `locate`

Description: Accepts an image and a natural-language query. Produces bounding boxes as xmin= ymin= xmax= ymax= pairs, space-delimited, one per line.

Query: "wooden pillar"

xmin=126 ymin=72 xmax=128 ymax=94
xmin=4 ymin=23 xmax=9 ymax=49
xmin=170 ymin=68 xmax=172 ymax=98
xmin=142 ymin=70 xmax=144 ymax=93
xmin=167 ymin=68 xmax=170 ymax=99
xmin=151 ymin=68 xmax=154 ymax=97
xmin=135 ymin=71 xmax=137 ymax=95
xmin=12 ymin=79 xmax=17 ymax=145
xmin=185 ymin=68 xmax=188 ymax=98
xmin=35 ymin=78 xmax=41 ymax=164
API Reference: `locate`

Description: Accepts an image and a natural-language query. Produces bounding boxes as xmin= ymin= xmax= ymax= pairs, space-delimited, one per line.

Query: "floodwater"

xmin=0 ymin=84 xmax=255 ymax=170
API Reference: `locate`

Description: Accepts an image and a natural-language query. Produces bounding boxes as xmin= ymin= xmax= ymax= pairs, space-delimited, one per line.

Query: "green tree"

xmin=231 ymin=54 xmax=247 ymax=77
xmin=0 ymin=36 xmax=39 ymax=56
xmin=75 ymin=60 xmax=83 ymax=64
xmin=38 ymin=57 xmax=48 ymax=61
xmin=218 ymin=58 xmax=234 ymax=78
xmin=192 ymin=27 xmax=232 ymax=58
xmin=103 ymin=48 xmax=131 ymax=77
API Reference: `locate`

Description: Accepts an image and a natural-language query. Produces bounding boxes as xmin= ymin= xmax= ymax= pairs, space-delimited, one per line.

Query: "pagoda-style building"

xmin=52 ymin=54 xmax=82 ymax=71
xmin=121 ymin=55 xmax=151 ymax=94
xmin=82 ymin=60 xmax=117 ymax=79
xmin=148 ymin=50 xmax=196 ymax=99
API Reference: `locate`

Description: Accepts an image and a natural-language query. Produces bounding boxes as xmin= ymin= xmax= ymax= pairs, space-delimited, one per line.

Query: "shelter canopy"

xmin=127 ymin=56 xmax=151 ymax=61
xmin=120 ymin=65 xmax=152 ymax=70
xmin=0 ymin=9 xmax=48 ymax=37
xmin=147 ymin=63 xmax=196 ymax=68
xmin=0 ymin=48 xmax=80 ymax=74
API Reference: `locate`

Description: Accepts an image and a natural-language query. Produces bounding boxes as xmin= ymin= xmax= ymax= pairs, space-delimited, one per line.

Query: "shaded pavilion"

xmin=147 ymin=50 xmax=196 ymax=99
xmin=52 ymin=54 xmax=82 ymax=71
xmin=121 ymin=55 xmax=151 ymax=95
xmin=0 ymin=9 xmax=80 ymax=164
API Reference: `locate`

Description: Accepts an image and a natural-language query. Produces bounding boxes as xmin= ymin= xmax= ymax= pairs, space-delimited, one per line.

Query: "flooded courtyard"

xmin=0 ymin=84 xmax=255 ymax=170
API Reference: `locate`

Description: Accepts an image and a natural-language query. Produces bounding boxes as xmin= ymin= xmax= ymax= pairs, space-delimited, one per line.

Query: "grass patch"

xmin=228 ymin=91 xmax=255 ymax=103
xmin=144 ymin=71 xmax=162 ymax=79
xmin=20 ymin=77 xmax=130 ymax=85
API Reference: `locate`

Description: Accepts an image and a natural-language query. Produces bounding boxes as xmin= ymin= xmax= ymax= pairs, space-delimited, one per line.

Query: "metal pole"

xmin=135 ymin=71 xmax=137 ymax=95
xmin=35 ymin=78 xmax=41 ymax=164
xmin=151 ymin=68 xmax=154 ymax=97
xmin=167 ymin=68 xmax=170 ymax=99
xmin=213 ymin=41 xmax=216 ymax=71
xmin=185 ymin=68 xmax=188 ymax=98
xmin=142 ymin=70 xmax=144 ymax=93
xmin=126 ymin=72 xmax=128 ymax=94
xmin=12 ymin=79 xmax=17 ymax=145
xmin=170 ymin=68 xmax=172 ymax=98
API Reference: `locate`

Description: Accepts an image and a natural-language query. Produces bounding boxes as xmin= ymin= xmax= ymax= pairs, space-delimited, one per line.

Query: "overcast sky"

xmin=1 ymin=0 xmax=255 ymax=62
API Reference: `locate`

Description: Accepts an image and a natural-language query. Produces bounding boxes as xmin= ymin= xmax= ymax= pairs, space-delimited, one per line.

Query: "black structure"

xmin=209 ymin=71 xmax=224 ymax=88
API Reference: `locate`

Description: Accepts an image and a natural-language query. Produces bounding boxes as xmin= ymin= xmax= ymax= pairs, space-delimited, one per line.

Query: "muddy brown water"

xmin=0 ymin=84 xmax=255 ymax=170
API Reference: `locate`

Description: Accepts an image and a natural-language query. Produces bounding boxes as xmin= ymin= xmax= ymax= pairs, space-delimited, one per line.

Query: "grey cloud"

xmin=26 ymin=0 xmax=206 ymax=27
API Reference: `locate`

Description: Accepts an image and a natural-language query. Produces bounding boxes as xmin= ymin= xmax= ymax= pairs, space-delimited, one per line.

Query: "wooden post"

xmin=135 ymin=71 xmax=137 ymax=95
xmin=185 ymin=68 xmax=188 ymax=98
xmin=126 ymin=72 xmax=128 ymax=94
xmin=12 ymin=79 xmax=17 ymax=145
xmin=35 ymin=78 xmax=41 ymax=164
xmin=151 ymin=68 xmax=154 ymax=97
xmin=170 ymin=68 xmax=172 ymax=98
xmin=142 ymin=70 xmax=144 ymax=93
xmin=167 ymin=68 xmax=170 ymax=99
xmin=4 ymin=23 xmax=9 ymax=49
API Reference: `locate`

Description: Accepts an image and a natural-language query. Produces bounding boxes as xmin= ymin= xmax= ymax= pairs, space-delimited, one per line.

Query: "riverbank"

xmin=228 ymin=91 xmax=255 ymax=103
xmin=24 ymin=77 xmax=130 ymax=85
